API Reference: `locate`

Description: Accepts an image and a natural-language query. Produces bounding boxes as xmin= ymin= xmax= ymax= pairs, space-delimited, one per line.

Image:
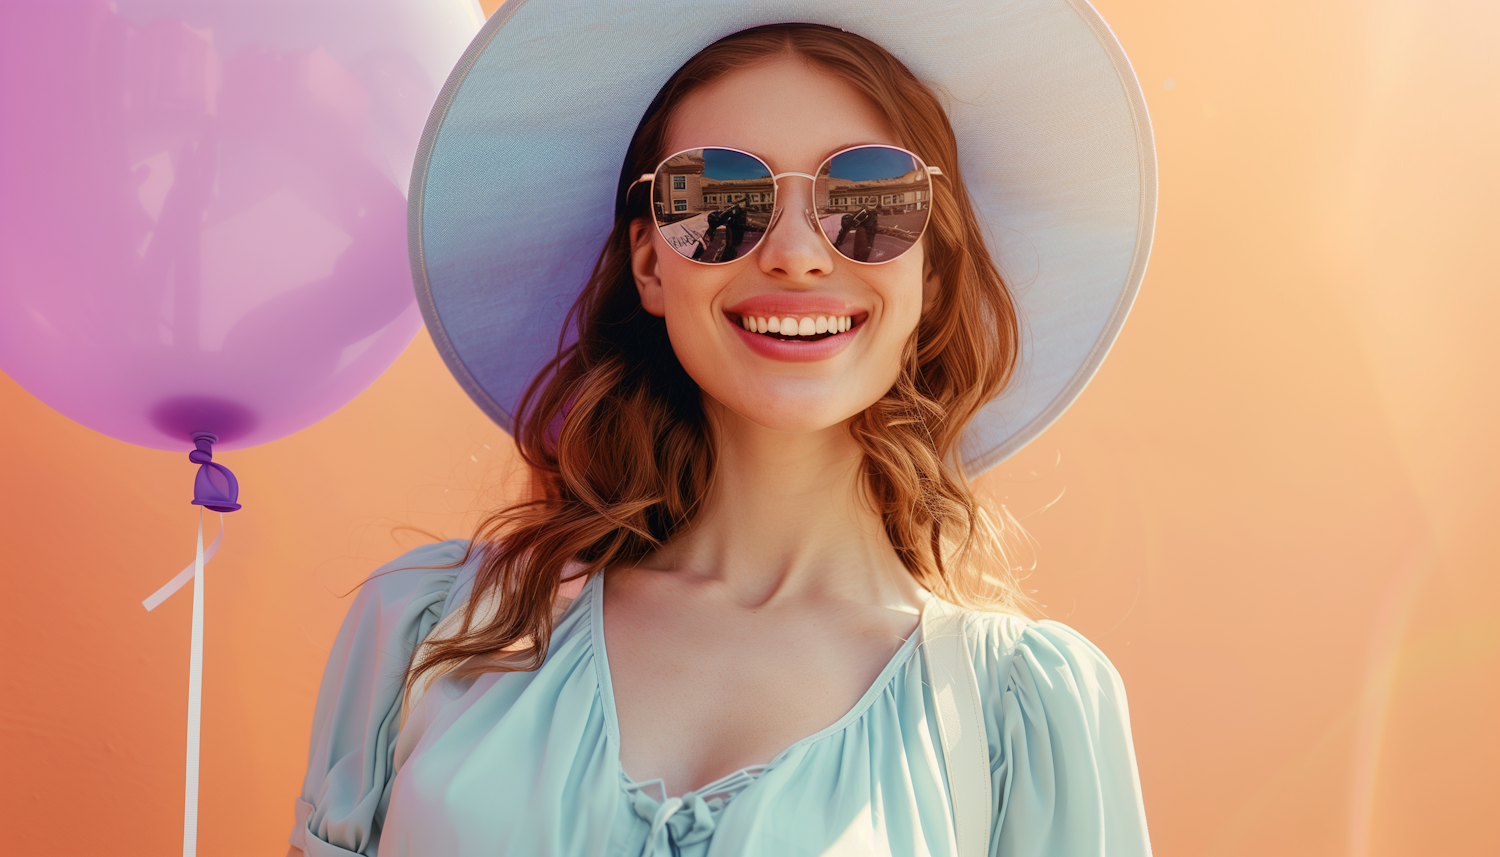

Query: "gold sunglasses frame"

xmin=628 ymin=144 xmax=944 ymax=266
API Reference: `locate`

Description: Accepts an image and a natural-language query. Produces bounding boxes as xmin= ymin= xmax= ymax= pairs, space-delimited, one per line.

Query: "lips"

xmin=726 ymin=312 xmax=864 ymax=361
xmin=720 ymin=295 xmax=868 ymax=360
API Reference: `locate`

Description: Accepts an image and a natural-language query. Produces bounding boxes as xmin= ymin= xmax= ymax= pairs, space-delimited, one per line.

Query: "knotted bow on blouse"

xmin=623 ymin=766 xmax=767 ymax=857
xmin=631 ymin=792 xmax=716 ymax=857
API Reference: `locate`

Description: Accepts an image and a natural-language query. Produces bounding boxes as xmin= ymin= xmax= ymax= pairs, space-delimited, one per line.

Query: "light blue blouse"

xmin=291 ymin=540 xmax=1150 ymax=856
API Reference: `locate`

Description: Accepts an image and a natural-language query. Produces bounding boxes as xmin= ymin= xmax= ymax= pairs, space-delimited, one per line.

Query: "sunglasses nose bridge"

xmin=771 ymin=170 xmax=817 ymax=183
xmin=769 ymin=170 xmax=816 ymax=213
xmin=765 ymin=170 xmax=819 ymax=236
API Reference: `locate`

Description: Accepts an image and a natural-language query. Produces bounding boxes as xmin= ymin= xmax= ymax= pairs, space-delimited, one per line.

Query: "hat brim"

xmin=410 ymin=0 xmax=1155 ymax=474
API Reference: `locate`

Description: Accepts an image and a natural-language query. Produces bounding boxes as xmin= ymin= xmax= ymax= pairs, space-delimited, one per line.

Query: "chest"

xmin=383 ymin=585 xmax=957 ymax=857
xmin=601 ymin=582 xmax=918 ymax=797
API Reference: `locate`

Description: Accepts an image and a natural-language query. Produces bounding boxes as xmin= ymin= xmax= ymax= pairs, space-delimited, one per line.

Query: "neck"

xmin=632 ymin=398 xmax=925 ymax=611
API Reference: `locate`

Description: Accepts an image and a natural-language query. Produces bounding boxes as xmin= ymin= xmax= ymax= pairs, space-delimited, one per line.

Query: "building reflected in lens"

xmin=652 ymin=150 xmax=773 ymax=262
xmin=653 ymin=151 xmax=775 ymax=222
xmin=816 ymin=167 xmax=931 ymax=261
xmin=816 ymin=168 xmax=931 ymax=215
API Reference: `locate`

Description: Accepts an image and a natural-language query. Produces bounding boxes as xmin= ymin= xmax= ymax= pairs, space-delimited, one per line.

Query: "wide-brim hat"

xmin=409 ymin=0 xmax=1155 ymax=474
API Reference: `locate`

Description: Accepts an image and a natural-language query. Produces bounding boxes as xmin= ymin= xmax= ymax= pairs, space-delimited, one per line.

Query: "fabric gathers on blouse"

xmin=290 ymin=541 xmax=1151 ymax=857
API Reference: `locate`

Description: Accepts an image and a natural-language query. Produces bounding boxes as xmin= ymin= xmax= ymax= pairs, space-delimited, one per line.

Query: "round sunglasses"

xmin=632 ymin=145 xmax=943 ymax=265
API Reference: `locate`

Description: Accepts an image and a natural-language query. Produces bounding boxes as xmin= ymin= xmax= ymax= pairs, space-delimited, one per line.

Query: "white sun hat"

xmin=409 ymin=0 xmax=1155 ymax=474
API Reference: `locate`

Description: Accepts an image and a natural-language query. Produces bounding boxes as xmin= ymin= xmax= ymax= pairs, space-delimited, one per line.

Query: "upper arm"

xmin=979 ymin=618 xmax=1151 ymax=857
xmin=289 ymin=540 xmax=467 ymax=856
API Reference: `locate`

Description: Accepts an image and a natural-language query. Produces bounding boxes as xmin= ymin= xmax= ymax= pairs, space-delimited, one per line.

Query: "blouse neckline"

xmin=585 ymin=572 xmax=927 ymax=803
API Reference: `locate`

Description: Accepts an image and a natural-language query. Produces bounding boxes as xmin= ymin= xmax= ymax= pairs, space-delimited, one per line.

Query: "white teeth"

xmin=739 ymin=314 xmax=856 ymax=337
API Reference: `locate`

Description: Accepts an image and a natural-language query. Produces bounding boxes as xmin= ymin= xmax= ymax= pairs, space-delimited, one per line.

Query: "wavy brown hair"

xmin=408 ymin=23 xmax=1030 ymax=689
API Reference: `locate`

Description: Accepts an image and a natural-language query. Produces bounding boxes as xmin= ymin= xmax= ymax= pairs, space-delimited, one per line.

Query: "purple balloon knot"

xmin=189 ymin=432 xmax=241 ymax=513
xmin=188 ymin=433 xmax=215 ymax=465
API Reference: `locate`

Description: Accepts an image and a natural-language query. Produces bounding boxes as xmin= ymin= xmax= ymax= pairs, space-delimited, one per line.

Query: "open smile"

xmin=725 ymin=311 xmax=867 ymax=362
xmin=731 ymin=312 xmax=865 ymax=342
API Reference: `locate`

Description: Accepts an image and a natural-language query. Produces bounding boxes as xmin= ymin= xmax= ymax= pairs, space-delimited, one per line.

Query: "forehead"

xmin=663 ymin=57 xmax=899 ymax=172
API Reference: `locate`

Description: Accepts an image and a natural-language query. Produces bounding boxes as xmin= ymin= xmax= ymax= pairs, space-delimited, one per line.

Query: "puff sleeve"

xmin=288 ymin=540 xmax=468 ymax=857
xmin=979 ymin=619 xmax=1152 ymax=857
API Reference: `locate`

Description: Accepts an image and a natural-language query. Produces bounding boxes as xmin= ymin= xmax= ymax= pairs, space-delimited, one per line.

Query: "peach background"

xmin=2 ymin=0 xmax=1496 ymax=854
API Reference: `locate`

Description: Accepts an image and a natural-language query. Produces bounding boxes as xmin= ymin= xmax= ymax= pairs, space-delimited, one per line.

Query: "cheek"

xmin=658 ymin=258 xmax=727 ymax=329
xmin=655 ymin=261 xmax=734 ymax=379
xmin=858 ymin=261 xmax=927 ymax=390
xmin=876 ymin=256 xmax=928 ymax=339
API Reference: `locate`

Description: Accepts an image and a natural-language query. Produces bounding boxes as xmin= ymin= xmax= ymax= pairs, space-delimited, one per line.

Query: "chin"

xmin=711 ymin=389 xmax=872 ymax=436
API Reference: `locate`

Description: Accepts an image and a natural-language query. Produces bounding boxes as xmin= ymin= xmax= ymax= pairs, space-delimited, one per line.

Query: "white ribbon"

xmin=644 ymin=796 xmax=685 ymax=857
xmin=142 ymin=515 xmax=222 ymax=611
xmin=143 ymin=511 xmax=222 ymax=857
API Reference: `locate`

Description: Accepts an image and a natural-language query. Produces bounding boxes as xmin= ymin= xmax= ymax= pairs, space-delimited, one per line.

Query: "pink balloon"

xmin=0 ymin=0 xmax=480 ymax=450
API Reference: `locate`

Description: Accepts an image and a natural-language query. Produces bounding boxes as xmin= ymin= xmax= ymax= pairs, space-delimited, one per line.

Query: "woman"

xmin=292 ymin=6 xmax=1154 ymax=856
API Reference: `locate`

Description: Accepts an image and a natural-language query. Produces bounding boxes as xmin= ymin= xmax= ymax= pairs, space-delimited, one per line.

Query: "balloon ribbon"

xmin=144 ymin=510 xmax=222 ymax=857
xmin=142 ymin=514 xmax=222 ymax=611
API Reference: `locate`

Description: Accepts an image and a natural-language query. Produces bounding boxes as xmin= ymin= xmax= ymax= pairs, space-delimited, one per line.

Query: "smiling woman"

xmin=290 ymin=5 xmax=1155 ymax=857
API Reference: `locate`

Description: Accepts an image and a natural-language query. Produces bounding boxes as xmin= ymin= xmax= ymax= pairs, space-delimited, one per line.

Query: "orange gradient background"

xmin=2 ymin=0 xmax=1496 ymax=854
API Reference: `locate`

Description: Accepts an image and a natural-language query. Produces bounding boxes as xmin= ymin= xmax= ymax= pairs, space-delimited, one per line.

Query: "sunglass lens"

xmin=652 ymin=148 xmax=774 ymax=263
xmin=815 ymin=147 xmax=931 ymax=263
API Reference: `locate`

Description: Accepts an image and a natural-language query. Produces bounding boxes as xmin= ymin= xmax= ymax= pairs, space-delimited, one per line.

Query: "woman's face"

xmin=630 ymin=57 xmax=931 ymax=436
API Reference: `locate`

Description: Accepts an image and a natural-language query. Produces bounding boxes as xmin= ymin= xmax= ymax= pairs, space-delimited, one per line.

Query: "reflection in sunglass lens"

xmin=652 ymin=148 xmax=775 ymax=263
xmin=815 ymin=146 xmax=931 ymax=264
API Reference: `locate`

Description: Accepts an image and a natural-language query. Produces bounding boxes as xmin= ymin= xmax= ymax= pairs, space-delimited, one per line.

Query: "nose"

xmin=757 ymin=175 xmax=835 ymax=281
